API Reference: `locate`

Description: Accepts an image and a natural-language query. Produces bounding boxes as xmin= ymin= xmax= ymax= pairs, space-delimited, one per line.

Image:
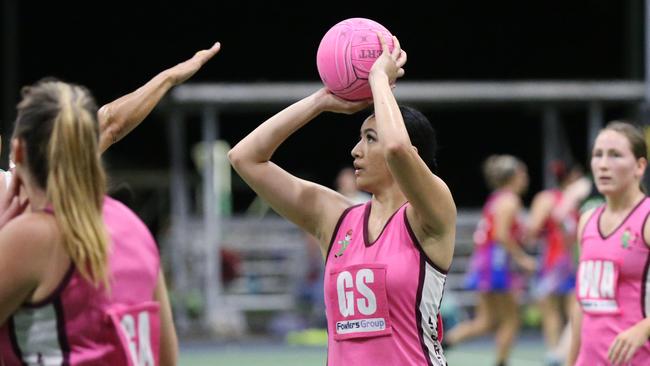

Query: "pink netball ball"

xmin=316 ymin=18 xmax=395 ymax=101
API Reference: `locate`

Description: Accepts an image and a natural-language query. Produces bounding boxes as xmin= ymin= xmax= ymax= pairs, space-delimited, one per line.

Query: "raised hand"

xmin=316 ymin=88 xmax=372 ymax=115
xmin=166 ymin=42 xmax=221 ymax=86
xmin=370 ymin=34 xmax=407 ymax=85
xmin=97 ymin=41 xmax=222 ymax=152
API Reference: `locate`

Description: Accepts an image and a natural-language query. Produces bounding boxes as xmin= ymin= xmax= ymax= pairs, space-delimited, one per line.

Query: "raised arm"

xmin=98 ymin=42 xmax=221 ymax=153
xmin=228 ymin=89 xmax=369 ymax=248
xmin=368 ymin=35 xmax=456 ymax=268
xmin=554 ymin=176 xmax=592 ymax=221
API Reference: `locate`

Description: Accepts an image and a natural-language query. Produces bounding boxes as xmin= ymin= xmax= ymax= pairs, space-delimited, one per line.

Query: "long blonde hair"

xmin=14 ymin=79 xmax=109 ymax=289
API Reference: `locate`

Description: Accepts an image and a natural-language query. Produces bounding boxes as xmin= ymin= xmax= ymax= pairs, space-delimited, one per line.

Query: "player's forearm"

xmin=228 ymin=92 xmax=323 ymax=165
xmin=566 ymin=306 xmax=582 ymax=366
xmin=369 ymin=72 xmax=411 ymax=151
xmin=98 ymin=71 xmax=174 ymax=153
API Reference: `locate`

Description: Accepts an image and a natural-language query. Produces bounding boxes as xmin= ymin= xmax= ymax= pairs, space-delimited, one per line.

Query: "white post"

xmin=201 ymin=107 xmax=222 ymax=328
xmin=167 ymin=109 xmax=189 ymax=332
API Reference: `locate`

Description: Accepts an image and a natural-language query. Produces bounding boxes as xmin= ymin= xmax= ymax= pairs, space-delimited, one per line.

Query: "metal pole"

xmin=626 ymin=0 xmax=643 ymax=79
xmin=641 ymin=0 xmax=650 ymax=192
xmin=167 ymin=109 xmax=189 ymax=332
xmin=646 ymin=0 xmax=650 ymax=103
xmin=587 ymin=102 xmax=604 ymax=158
xmin=2 ymin=0 xmax=18 ymax=167
xmin=201 ymin=107 xmax=221 ymax=328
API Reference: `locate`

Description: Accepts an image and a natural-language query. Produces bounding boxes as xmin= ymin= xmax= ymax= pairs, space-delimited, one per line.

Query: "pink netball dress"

xmin=324 ymin=202 xmax=447 ymax=366
xmin=0 ymin=196 xmax=161 ymax=365
xmin=575 ymin=197 xmax=650 ymax=365
xmin=465 ymin=190 xmax=524 ymax=292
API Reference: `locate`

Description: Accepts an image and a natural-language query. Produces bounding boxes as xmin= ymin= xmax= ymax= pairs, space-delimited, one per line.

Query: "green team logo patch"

xmin=621 ymin=228 xmax=637 ymax=249
xmin=335 ymin=229 xmax=353 ymax=258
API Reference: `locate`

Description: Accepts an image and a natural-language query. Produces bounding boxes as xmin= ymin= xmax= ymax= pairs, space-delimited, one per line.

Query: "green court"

xmin=179 ymin=334 xmax=547 ymax=366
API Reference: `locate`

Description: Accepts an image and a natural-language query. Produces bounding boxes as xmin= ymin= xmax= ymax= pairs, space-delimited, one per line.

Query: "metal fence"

xmin=164 ymin=80 xmax=646 ymax=334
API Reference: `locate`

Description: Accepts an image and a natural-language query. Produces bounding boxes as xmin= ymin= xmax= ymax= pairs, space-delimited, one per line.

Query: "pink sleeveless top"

xmin=324 ymin=202 xmax=447 ymax=366
xmin=0 ymin=196 xmax=161 ymax=365
xmin=575 ymin=197 xmax=650 ymax=365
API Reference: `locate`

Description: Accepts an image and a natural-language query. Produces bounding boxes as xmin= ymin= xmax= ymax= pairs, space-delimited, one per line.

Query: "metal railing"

xmin=164 ymin=80 xmax=646 ymax=333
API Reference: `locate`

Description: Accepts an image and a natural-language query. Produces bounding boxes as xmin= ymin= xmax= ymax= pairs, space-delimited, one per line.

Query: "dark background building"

xmin=1 ymin=0 xmax=644 ymax=228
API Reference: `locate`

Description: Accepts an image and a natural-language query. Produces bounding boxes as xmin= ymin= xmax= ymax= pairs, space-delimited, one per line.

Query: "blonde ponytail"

xmin=15 ymin=80 xmax=109 ymax=289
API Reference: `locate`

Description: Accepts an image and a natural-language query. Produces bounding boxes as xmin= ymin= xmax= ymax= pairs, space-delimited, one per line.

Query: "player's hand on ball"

xmin=316 ymin=88 xmax=371 ymax=115
xmin=370 ymin=34 xmax=406 ymax=85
